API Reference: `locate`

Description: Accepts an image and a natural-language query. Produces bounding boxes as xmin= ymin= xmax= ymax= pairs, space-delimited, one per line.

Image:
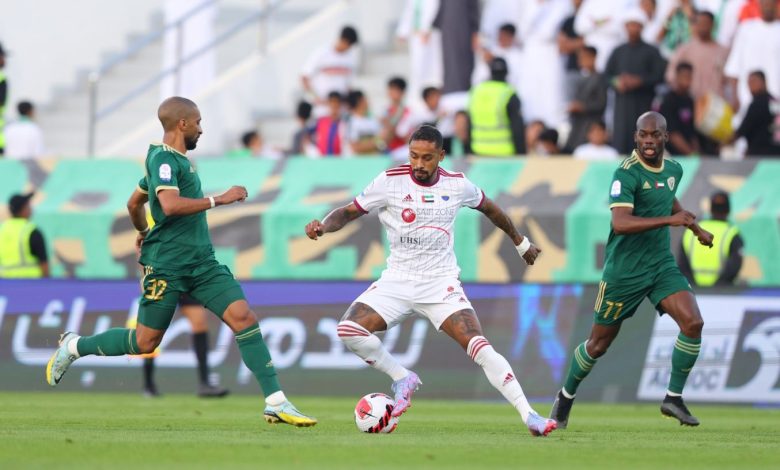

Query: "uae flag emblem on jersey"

xmin=422 ymin=194 xmax=435 ymax=203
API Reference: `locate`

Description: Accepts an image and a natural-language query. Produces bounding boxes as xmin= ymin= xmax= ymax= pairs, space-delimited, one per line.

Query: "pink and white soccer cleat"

xmin=526 ymin=412 xmax=557 ymax=437
xmin=390 ymin=371 xmax=422 ymax=417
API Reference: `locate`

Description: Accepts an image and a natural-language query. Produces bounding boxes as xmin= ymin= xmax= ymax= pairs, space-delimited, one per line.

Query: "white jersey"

xmin=354 ymin=164 xmax=485 ymax=281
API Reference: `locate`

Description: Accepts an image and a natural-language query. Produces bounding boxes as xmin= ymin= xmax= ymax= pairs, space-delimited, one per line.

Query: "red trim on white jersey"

xmin=473 ymin=190 xmax=486 ymax=210
xmin=385 ymin=164 xmax=411 ymax=176
xmin=353 ymin=198 xmax=368 ymax=214
xmin=438 ymin=167 xmax=464 ymax=178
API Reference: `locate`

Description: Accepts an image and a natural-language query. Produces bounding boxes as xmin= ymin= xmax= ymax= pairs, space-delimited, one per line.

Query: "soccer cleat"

xmin=263 ymin=401 xmax=318 ymax=427
xmin=660 ymin=395 xmax=700 ymax=426
xmin=198 ymin=384 xmax=229 ymax=398
xmin=526 ymin=411 xmax=558 ymax=437
xmin=45 ymin=332 xmax=80 ymax=386
xmin=143 ymin=386 xmax=162 ymax=398
xmin=391 ymin=371 xmax=422 ymax=417
xmin=549 ymin=389 xmax=574 ymax=429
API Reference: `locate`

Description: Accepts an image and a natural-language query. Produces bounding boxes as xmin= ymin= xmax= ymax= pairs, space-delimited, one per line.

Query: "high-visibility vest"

xmin=469 ymin=80 xmax=516 ymax=156
xmin=0 ymin=218 xmax=43 ymax=278
xmin=682 ymin=219 xmax=739 ymax=286
xmin=0 ymin=71 xmax=6 ymax=151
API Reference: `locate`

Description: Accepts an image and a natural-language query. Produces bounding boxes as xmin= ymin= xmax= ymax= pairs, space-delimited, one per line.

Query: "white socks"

xmin=338 ymin=321 xmax=409 ymax=381
xmin=468 ymin=336 xmax=534 ymax=422
xmin=265 ymin=390 xmax=287 ymax=407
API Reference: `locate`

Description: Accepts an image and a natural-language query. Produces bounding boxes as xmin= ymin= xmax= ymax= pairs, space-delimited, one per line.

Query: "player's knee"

xmin=587 ymin=339 xmax=610 ymax=358
xmin=682 ymin=317 xmax=704 ymax=338
xmin=136 ymin=336 xmax=161 ymax=354
xmin=229 ymin=309 xmax=257 ymax=330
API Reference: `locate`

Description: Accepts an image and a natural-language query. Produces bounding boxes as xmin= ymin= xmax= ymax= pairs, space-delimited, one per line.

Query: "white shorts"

xmin=353 ymin=273 xmax=474 ymax=330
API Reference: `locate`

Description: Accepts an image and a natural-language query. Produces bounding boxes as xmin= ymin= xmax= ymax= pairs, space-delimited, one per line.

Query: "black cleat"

xmin=660 ymin=395 xmax=700 ymax=426
xmin=549 ymin=389 xmax=574 ymax=429
xmin=198 ymin=384 xmax=229 ymax=398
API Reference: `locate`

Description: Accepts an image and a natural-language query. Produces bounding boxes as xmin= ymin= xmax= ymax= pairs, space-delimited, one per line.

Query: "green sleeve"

xmin=137 ymin=176 xmax=148 ymax=194
xmin=147 ymin=152 xmax=180 ymax=195
xmin=608 ymin=168 xmax=638 ymax=209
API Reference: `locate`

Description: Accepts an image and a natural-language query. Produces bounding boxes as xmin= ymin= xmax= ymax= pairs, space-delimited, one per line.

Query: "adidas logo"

xmin=402 ymin=194 xmax=413 ymax=203
xmin=643 ymin=181 xmax=651 ymax=190
xmin=502 ymin=372 xmax=515 ymax=386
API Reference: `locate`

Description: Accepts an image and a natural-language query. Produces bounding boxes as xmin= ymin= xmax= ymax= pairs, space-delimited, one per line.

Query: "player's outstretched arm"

xmin=611 ymin=205 xmax=695 ymax=234
xmin=476 ymin=198 xmax=541 ymax=265
xmin=157 ymin=186 xmax=247 ymax=217
xmin=672 ymin=198 xmax=714 ymax=247
xmin=305 ymin=203 xmax=364 ymax=240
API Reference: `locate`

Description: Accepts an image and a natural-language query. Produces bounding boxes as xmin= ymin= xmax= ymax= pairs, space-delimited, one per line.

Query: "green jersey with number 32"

xmin=602 ymin=151 xmax=684 ymax=282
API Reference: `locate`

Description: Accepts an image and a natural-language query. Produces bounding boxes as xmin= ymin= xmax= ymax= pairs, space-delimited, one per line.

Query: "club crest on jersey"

xmin=422 ymin=194 xmax=434 ymax=203
xmin=401 ymin=208 xmax=416 ymax=223
xmin=667 ymin=176 xmax=675 ymax=191
xmin=441 ymin=195 xmax=450 ymax=201
xmin=159 ymin=163 xmax=172 ymax=182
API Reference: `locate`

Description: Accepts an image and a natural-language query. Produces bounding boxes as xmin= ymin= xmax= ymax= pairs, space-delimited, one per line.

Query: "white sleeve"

xmin=723 ymin=26 xmax=743 ymax=79
xmin=354 ymin=173 xmax=388 ymax=214
xmin=461 ymin=176 xmax=486 ymax=209
xmin=301 ymin=47 xmax=323 ymax=77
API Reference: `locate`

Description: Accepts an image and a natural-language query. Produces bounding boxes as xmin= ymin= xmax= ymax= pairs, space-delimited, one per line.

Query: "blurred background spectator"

xmin=564 ymin=45 xmax=608 ymax=152
xmin=229 ymin=130 xmax=283 ymax=159
xmin=733 ymin=70 xmax=780 ymax=156
xmin=4 ymin=100 xmax=45 ymax=159
xmin=605 ymin=8 xmax=666 ymax=154
xmin=559 ymin=0 xmax=585 ymax=102
xmin=678 ymin=190 xmax=744 ymax=286
xmin=344 ymin=90 xmax=383 ymax=155
xmin=0 ymin=193 xmax=49 ymax=278
xmin=313 ymin=91 xmax=345 ymax=156
xmin=659 ymin=62 xmax=699 ymax=156
xmin=290 ymin=101 xmax=314 ymax=156
xmin=468 ymin=57 xmax=525 ymax=157
xmin=0 ymin=41 xmax=7 ymax=156
xmin=301 ymin=26 xmax=359 ymax=118
xmin=396 ymin=0 xmax=442 ymax=108
xmin=380 ymin=77 xmax=411 ymax=157
xmin=573 ymin=119 xmax=619 ymax=159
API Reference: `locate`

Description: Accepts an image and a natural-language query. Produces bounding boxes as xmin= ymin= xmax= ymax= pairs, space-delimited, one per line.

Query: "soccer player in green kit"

xmin=551 ymin=111 xmax=714 ymax=427
xmin=46 ymin=97 xmax=317 ymax=427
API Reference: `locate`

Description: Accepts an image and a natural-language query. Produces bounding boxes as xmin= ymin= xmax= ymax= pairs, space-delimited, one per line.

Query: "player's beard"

xmin=412 ymin=168 xmax=433 ymax=183
xmin=185 ymin=134 xmax=199 ymax=151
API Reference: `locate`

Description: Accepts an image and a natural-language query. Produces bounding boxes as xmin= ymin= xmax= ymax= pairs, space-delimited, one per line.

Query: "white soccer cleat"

xmin=526 ymin=411 xmax=557 ymax=437
xmin=45 ymin=332 xmax=80 ymax=386
xmin=391 ymin=371 xmax=422 ymax=417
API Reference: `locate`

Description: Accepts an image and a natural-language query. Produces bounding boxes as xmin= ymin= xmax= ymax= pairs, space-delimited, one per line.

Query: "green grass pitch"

xmin=0 ymin=392 xmax=777 ymax=469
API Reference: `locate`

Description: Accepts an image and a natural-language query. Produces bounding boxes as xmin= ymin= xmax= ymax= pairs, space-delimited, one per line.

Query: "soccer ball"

xmin=354 ymin=393 xmax=399 ymax=433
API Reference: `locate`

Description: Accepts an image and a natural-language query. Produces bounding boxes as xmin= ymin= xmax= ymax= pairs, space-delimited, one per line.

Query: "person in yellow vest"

xmin=0 ymin=192 xmax=49 ymax=278
xmin=0 ymin=42 xmax=8 ymax=155
xmin=126 ymin=205 xmax=229 ymax=398
xmin=679 ymin=191 xmax=744 ymax=286
xmin=468 ymin=57 xmax=526 ymax=156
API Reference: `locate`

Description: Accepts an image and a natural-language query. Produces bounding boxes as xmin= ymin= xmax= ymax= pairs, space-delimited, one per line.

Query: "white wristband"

xmin=516 ymin=237 xmax=531 ymax=256
xmin=208 ymin=196 xmax=216 ymax=208
xmin=138 ymin=227 xmax=150 ymax=235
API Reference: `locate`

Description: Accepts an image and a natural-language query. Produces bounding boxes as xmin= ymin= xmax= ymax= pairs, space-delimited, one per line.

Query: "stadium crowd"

xmin=289 ymin=0 xmax=780 ymax=160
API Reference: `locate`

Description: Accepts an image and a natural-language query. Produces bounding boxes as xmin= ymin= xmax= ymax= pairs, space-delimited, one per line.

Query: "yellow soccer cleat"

xmin=263 ymin=401 xmax=318 ymax=427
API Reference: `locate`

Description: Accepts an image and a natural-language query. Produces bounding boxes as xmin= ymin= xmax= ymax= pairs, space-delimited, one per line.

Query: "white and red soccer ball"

xmin=354 ymin=393 xmax=399 ymax=433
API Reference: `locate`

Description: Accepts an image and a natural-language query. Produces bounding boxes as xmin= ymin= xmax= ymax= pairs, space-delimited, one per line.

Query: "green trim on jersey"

xmin=138 ymin=143 xmax=214 ymax=270
xmin=603 ymin=151 xmax=684 ymax=282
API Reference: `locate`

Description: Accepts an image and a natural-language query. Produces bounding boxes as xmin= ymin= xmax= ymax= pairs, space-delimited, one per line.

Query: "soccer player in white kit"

xmin=305 ymin=125 xmax=557 ymax=436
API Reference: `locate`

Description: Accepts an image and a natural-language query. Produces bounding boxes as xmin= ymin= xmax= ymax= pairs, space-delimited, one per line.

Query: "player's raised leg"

xmin=220 ymin=299 xmax=316 ymax=427
xmin=337 ymin=302 xmax=420 ymax=417
xmin=440 ymin=309 xmax=556 ymax=437
xmin=657 ymin=290 xmax=703 ymax=426
xmin=46 ymin=322 xmax=165 ymax=387
xmin=553 ymin=321 xmax=621 ymax=428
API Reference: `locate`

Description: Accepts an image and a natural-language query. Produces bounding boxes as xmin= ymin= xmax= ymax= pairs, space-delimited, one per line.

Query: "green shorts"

xmin=593 ymin=262 xmax=692 ymax=326
xmin=137 ymin=258 xmax=245 ymax=330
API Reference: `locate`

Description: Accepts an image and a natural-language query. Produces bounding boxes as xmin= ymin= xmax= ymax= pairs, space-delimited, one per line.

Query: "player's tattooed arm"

xmin=476 ymin=198 xmax=541 ymax=265
xmin=305 ymin=203 xmax=364 ymax=240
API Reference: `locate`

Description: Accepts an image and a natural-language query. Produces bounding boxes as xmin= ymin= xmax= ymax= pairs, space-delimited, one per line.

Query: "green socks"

xmin=563 ymin=341 xmax=598 ymax=396
xmin=235 ymin=324 xmax=281 ymax=397
xmin=76 ymin=328 xmax=139 ymax=356
xmin=668 ymin=333 xmax=701 ymax=395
